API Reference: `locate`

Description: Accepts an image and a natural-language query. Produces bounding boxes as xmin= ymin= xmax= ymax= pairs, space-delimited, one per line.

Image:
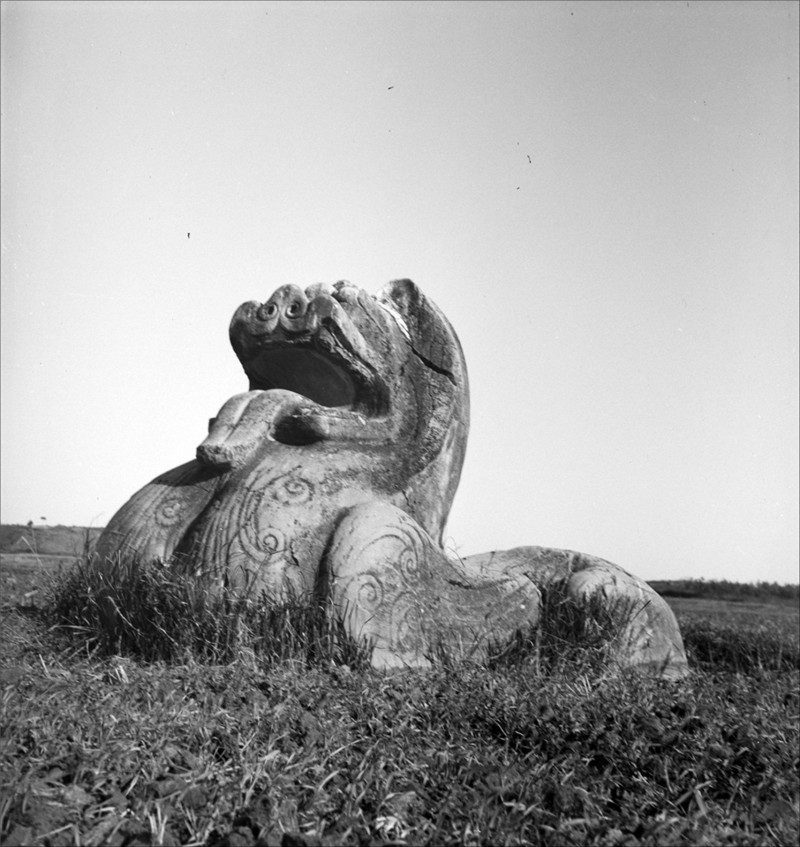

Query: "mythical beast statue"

xmin=96 ymin=279 xmax=688 ymax=676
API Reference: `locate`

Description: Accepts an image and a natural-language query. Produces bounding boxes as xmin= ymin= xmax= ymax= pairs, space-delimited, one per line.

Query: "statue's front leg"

xmin=461 ymin=547 xmax=689 ymax=678
xmin=327 ymin=503 xmax=540 ymax=669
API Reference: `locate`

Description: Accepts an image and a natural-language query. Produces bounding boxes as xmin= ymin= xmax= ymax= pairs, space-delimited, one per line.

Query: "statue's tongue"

xmin=196 ymin=390 xmax=295 ymax=470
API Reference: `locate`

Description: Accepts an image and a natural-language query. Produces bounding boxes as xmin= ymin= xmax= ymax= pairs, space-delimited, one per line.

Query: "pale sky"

xmin=2 ymin=0 xmax=798 ymax=584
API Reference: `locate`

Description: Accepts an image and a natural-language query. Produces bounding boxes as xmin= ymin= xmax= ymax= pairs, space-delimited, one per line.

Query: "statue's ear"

xmin=377 ymin=278 xmax=459 ymax=378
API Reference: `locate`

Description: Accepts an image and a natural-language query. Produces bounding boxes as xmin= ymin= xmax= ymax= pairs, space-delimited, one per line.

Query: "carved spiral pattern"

xmin=239 ymin=523 xmax=286 ymax=562
xmin=356 ymin=572 xmax=384 ymax=612
xmin=238 ymin=468 xmax=314 ymax=522
xmin=226 ymin=468 xmax=314 ymax=565
xmin=260 ymin=529 xmax=285 ymax=557
xmin=273 ymin=474 xmax=313 ymax=505
xmin=154 ymin=496 xmax=184 ymax=527
xmin=399 ymin=545 xmax=420 ymax=581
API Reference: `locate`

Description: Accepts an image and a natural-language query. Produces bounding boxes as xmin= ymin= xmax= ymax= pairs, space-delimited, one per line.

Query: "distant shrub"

xmin=681 ymin=617 xmax=799 ymax=673
xmin=649 ymin=578 xmax=799 ymax=603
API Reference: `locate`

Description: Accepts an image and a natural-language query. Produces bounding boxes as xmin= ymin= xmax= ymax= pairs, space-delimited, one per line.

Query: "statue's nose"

xmin=257 ymin=285 xmax=309 ymax=325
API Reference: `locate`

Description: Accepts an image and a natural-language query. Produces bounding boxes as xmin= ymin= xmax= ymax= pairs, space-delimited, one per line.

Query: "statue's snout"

xmin=255 ymin=284 xmax=311 ymax=333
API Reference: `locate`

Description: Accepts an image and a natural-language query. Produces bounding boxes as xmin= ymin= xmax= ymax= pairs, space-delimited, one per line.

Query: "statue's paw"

xmin=566 ymin=561 xmax=689 ymax=679
xmin=271 ymin=404 xmax=330 ymax=445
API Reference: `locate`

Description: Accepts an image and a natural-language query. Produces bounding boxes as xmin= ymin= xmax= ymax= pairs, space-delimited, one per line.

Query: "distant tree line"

xmin=648 ymin=578 xmax=799 ymax=603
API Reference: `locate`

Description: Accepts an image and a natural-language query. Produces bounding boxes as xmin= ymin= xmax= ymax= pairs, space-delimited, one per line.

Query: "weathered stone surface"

xmin=96 ymin=278 xmax=688 ymax=676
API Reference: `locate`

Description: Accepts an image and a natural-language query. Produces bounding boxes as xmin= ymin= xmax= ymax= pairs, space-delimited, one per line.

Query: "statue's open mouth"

xmin=228 ymin=288 xmax=391 ymax=418
xmin=246 ymin=346 xmax=358 ymax=408
xmin=240 ymin=333 xmax=388 ymax=417
xmin=197 ymin=291 xmax=393 ymax=469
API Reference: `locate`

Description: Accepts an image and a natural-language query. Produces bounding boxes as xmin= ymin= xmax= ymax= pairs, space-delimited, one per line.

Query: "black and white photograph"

xmin=2 ymin=2 xmax=798 ymax=844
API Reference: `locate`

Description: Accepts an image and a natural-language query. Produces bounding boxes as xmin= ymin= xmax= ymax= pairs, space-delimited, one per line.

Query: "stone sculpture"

xmin=96 ymin=279 xmax=688 ymax=677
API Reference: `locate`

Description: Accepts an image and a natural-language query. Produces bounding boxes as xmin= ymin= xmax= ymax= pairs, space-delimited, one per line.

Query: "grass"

xmin=41 ymin=553 xmax=372 ymax=668
xmin=0 ymin=554 xmax=798 ymax=846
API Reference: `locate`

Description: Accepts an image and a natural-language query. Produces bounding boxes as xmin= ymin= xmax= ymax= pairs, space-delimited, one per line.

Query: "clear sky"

xmin=2 ymin=0 xmax=798 ymax=584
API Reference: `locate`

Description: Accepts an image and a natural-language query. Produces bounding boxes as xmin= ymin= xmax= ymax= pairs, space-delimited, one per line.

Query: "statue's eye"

xmin=286 ymin=301 xmax=303 ymax=318
xmin=257 ymin=303 xmax=278 ymax=321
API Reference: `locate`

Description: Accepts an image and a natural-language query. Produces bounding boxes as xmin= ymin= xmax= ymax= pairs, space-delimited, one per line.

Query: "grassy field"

xmin=0 ymin=552 xmax=798 ymax=846
xmin=0 ymin=526 xmax=102 ymax=558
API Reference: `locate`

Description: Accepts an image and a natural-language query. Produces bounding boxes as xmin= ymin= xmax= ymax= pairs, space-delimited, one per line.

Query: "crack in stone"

xmin=410 ymin=346 xmax=457 ymax=387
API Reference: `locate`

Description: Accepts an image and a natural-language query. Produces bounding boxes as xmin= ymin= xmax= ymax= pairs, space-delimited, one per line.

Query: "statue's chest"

xmin=199 ymin=452 xmax=390 ymax=582
xmin=232 ymin=452 xmax=384 ymax=522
